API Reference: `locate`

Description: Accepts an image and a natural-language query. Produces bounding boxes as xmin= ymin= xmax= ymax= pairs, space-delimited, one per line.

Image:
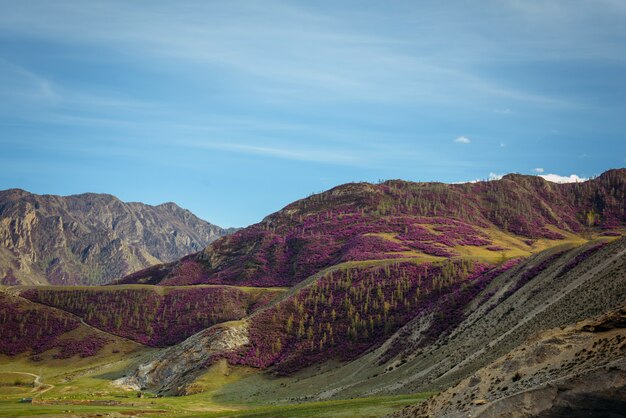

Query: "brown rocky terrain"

xmin=0 ymin=189 xmax=234 ymax=285
xmin=398 ymin=307 xmax=626 ymax=417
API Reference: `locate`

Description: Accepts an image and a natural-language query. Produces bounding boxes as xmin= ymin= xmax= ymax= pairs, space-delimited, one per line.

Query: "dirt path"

xmin=2 ymin=371 xmax=54 ymax=396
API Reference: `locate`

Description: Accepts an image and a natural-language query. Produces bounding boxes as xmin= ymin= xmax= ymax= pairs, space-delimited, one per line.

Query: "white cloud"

xmin=454 ymin=136 xmax=471 ymax=144
xmin=539 ymin=173 xmax=588 ymax=183
xmin=533 ymin=167 xmax=544 ymax=173
xmin=455 ymin=172 xmax=502 ymax=184
xmin=459 ymin=171 xmax=589 ymax=185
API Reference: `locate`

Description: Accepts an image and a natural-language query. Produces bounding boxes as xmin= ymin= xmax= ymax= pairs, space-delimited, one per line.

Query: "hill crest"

xmin=119 ymin=168 xmax=626 ymax=288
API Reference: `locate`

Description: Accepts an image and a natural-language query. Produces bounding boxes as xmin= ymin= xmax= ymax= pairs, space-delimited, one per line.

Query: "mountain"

xmin=0 ymin=189 xmax=234 ymax=285
xmin=1 ymin=169 xmax=625 ymax=417
xmin=112 ymin=170 xmax=625 ymax=393
xmin=119 ymin=168 xmax=626 ymax=287
xmin=116 ymin=237 xmax=626 ymax=400
xmin=0 ymin=290 xmax=141 ymax=361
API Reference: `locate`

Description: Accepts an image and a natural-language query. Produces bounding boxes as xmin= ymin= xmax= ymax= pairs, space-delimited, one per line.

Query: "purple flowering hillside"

xmin=0 ymin=292 xmax=131 ymax=359
xmin=118 ymin=169 xmax=626 ymax=287
xmin=20 ymin=285 xmax=285 ymax=347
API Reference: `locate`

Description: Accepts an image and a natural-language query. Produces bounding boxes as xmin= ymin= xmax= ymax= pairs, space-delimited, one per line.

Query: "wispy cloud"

xmin=186 ymin=141 xmax=357 ymax=165
xmin=0 ymin=57 xmax=159 ymax=121
xmin=0 ymin=58 xmax=57 ymax=100
xmin=533 ymin=167 xmax=544 ymax=173
xmin=454 ymin=136 xmax=471 ymax=144
xmin=0 ymin=1 xmax=593 ymax=108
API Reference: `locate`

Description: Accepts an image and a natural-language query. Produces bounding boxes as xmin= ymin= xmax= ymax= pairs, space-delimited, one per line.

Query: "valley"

xmin=3 ymin=0 xmax=626 ymax=415
xmin=1 ymin=170 xmax=625 ymax=417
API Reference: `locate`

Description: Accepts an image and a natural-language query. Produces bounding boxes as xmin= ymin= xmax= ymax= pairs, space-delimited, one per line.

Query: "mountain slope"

xmin=109 ymin=169 xmax=626 ymax=396
xmin=19 ymin=284 xmax=285 ymax=347
xmin=118 ymin=169 xmax=626 ymax=287
xmin=2 ymin=170 xmax=625 ymax=416
xmin=0 ymin=189 xmax=234 ymax=285
xmin=0 ymin=290 xmax=141 ymax=361
xmin=117 ymin=237 xmax=625 ymax=398
xmin=396 ymin=306 xmax=626 ymax=418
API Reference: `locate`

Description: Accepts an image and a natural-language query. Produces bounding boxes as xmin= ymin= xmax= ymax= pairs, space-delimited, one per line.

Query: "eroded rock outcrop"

xmin=114 ymin=321 xmax=249 ymax=395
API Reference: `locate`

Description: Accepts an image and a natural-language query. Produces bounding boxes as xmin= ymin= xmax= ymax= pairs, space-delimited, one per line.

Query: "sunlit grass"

xmin=0 ymin=355 xmax=433 ymax=417
xmin=194 ymin=393 xmax=434 ymax=417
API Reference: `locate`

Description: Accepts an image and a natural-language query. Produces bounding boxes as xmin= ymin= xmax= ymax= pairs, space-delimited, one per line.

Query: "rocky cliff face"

xmin=0 ymin=189 xmax=233 ymax=285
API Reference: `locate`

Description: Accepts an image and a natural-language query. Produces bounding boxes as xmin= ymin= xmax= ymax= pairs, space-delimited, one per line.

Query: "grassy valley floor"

xmin=0 ymin=356 xmax=432 ymax=417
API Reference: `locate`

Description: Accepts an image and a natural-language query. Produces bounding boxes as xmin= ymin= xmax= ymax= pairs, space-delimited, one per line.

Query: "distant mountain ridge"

xmin=0 ymin=189 xmax=234 ymax=285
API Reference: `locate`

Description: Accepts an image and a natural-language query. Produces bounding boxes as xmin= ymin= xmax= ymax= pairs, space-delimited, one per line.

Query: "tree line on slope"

xmin=20 ymin=286 xmax=282 ymax=347
xmin=225 ymin=259 xmax=523 ymax=375
xmin=0 ymin=293 xmax=109 ymax=359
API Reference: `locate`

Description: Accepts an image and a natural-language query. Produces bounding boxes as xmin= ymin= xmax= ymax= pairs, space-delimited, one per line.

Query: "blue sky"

xmin=1 ymin=0 xmax=625 ymax=227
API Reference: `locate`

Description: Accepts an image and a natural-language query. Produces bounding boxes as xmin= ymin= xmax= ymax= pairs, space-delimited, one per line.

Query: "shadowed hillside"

xmin=19 ymin=285 xmax=285 ymax=347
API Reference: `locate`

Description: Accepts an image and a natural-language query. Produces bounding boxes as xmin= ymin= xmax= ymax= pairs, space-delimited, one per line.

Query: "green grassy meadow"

xmin=0 ymin=354 xmax=432 ymax=417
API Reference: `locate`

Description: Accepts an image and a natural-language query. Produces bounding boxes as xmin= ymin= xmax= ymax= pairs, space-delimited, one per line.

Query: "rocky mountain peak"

xmin=0 ymin=189 xmax=234 ymax=285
